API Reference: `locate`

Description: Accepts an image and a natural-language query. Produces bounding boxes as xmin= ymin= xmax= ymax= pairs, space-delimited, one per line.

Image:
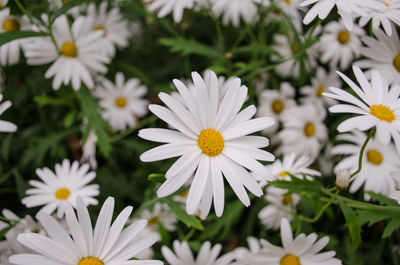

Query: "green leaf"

xmin=357 ymin=210 xmax=388 ymax=227
xmin=13 ymin=168 xmax=26 ymax=200
xmin=233 ymin=44 xmax=279 ymax=56
xmin=77 ymin=86 xmax=112 ymax=157
xmin=162 ymin=198 xmax=204 ymax=231
xmin=159 ymin=37 xmax=221 ymax=59
xmin=366 ymin=191 xmax=399 ymax=207
xmin=382 ymin=218 xmax=400 ymax=238
xmin=270 ymin=175 xmax=324 ymax=195
xmin=0 ymin=31 xmax=47 ymax=46
xmin=157 ymin=221 xmax=171 ymax=246
xmin=339 ymin=200 xmax=362 ymax=249
xmin=1 ymin=133 xmax=13 ymax=161
xmin=148 ymin=173 xmax=166 ymax=183
xmin=51 ymin=0 xmax=97 ymax=22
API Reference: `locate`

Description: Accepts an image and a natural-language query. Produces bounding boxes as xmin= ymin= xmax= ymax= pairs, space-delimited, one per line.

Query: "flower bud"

xmin=335 ymin=168 xmax=351 ymax=190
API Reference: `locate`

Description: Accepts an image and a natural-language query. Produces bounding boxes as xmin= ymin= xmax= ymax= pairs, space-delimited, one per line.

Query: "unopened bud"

xmin=335 ymin=168 xmax=350 ymax=190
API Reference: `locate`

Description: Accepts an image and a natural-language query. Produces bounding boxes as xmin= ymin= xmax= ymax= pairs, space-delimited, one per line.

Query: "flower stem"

xmin=350 ymin=127 xmax=376 ymax=178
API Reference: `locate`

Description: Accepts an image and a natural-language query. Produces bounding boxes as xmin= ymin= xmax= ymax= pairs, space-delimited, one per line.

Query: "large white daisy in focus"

xmin=246 ymin=218 xmax=342 ymax=265
xmin=10 ymin=197 xmax=163 ymax=265
xmin=323 ymin=65 xmax=400 ymax=152
xmin=0 ymin=93 xmax=17 ymax=133
xmin=24 ymin=15 xmax=110 ymax=90
xmin=332 ymin=130 xmax=400 ymax=198
xmin=144 ymin=0 xmax=195 ymax=23
xmin=139 ymin=71 xmax=275 ymax=217
xmin=21 ymin=159 xmax=99 ymax=218
xmin=211 ymin=0 xmax=260 ymax=27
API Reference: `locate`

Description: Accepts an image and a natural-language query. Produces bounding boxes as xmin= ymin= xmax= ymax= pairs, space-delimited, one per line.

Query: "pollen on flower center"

xmin=54 ymin=188 xmax=71 ymax=200
xmin=367 ymin=149 xmax=383 ymax=165
xmin=197 ymin=129 xmax=224 ymax=157
xmin=278 ymin=171 xmax=290 ymax=177
xmin=291 ymin=44 xmax=299 ymax=54
xmin=272 ymin=99 xmax=284 ymax=114
xmin=3 ymin=18 xmax=20 ymax=32
xmin=61 ymin=42 xmax=78 ymax=58
xmin=393 ymin=54 xmax=400 ymax=72
xmin=280 ymin=254 xmax=301 ymax=265
xmin=337 ymin=31 xmax=350 ymax=44
xmin=316 ymin=86 xmax=325 ymax=97
xmin=78 ymin=257 xmax=104 ymax=265
xmin=179 ymin=191 xmax=189 ymax=198
xmin=381 ymin=0 xmax=389 ymax=6
xmin=304 ymin=122 xmax=316 ymax=137
xmin=94 ymin=25 xmax=107 ymax=37
xmin=147 ymin=216 xmax=159 ymax=226
xmin=282 ymin=195 xmax=292 ymax=205
xmin=370 ymin=104 xmax=395 ymax=122
xmin=115 ymin=97 xmax=127 ymax=108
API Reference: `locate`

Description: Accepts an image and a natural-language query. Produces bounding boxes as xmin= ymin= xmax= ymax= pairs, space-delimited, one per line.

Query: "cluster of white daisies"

xmin=1 ymin=0 xmax=400 ymax=264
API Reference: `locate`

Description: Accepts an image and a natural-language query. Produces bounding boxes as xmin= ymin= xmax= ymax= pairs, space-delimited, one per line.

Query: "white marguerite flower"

xmin=0 ymin=8 xmax=30 ymax=66
xmin=0 ymin=94 xmax=17 ymax=133
xmin=332 ymin=130 xmax=400 ymax=198
xmin=359 ymin=0 xmax=400 ymax=36
xmin=139 ymin=71 xmax=275 ymax=217
xmin=278 ymin=105 xmax=328 ymax=160
xmin=24 ymin=15 xmax=110 ymax=90
xmin=21 ymin=159 xmax=99 ymax=218
xmin=48 ymin=0 xmax=81 ymax=17
xmin=357 ymin=28 xmax=400 ymax=84
xmin=300 ymin=67 xmax=340 ymax=109
xmin=140 ymin=202 xmax=178 ymax=233
xmin=81 ymin=130 xmax=98 ymax=169
xmin=211 ymin=0 xmax=260 ymax=27
xmin=318 ymin=20 xmax=365 ymax=70
xmin=323 ymin=66 xmax=400 ymax=153
xmin=246 ymin=218 xmax=342 ymax=265
xmin=0 ymin=210 xmax=45 ymax=265
xmin=232 ymin=237 xmax=262 ymax=265
xmin=86 ymin=2 xmax=131 ymax=57
xmin=258 ymin=186 xmax=300 ymax=230
xmin=162 ymin=240 xmax=235 ymax=265
xmin=257 ymin=82 xmax=296 ymax=135
xmin=335 ymin=168 xmax=351 ymax=190
xmin=94 ymin=72 xmax=148 ymax=132
xmin=10 ymin=197 xmax=163 ymax=265
xmin=261 ymin=0 xmax=304 ymax=30
xmin=144 ymin=0 xmax=195 ymax=23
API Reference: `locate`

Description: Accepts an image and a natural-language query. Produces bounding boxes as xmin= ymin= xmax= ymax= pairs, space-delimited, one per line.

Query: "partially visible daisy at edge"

xmin=144 ymin=0 xmax=195 ymax=23
xmin=0 ymin=93 xmax=17 ymax=133
xmin=211 ymin=0 xmax=260 ymax=27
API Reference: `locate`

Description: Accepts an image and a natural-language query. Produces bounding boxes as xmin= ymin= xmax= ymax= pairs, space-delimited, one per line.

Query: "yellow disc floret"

xmin=147 ymin=216 xmax=159 ymax=226
xmin=367 ymin=149 xmax=383 ymax=165
xmin=282 ymin=195 xmax=292 ymax=205
xmin=61 ymin=42 xmax=78 ymax=58
xmin=94 ymin=25 xmax=107 ymax=37
xmin=3 ymin=18 xmax=20 ymax=32
xmin=316 ymin=86 xmax=325 ymax=98
xmin=78 ymin=257 xmax=104 ymax=265
xmin=370 ymin=104 xmax=395 ymax=123
xmin=304 ymin=122 xmax=316 ymax=137
xmin=278 ymin=171 xmax=290 ymax=177
xmin=272 ymin=99 xmax=284 ymax=114
xmin=280 ymin=254 xmax=301 ymax=265
xmin=197 ymin=129 xmax=224 ymax=157
xmin=115 ymin=97 xmax=127 ymax=108
xmin=393 ymin=54 xmax=400 ymax=72
xmin=337 ymin=31 xmax=350 ymax=44
xmin=54 ymin=188 xmax=71 ymax=200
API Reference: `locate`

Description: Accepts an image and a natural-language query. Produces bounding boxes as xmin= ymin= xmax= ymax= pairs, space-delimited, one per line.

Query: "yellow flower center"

xmin=381 ymin=0 xmax=389 ymax=6
xmin=337 ymin=31 xmax=350 ymax=44
xmin=54 ymin=188 xmax=71 ymax=200
xmin=0 ymin=3 xmax=3 ymax=8
xmin=63 ymin=0 xmax=70 ymax=3
xmin=291 ymin=44 xmax=299 ymax=54
xmin=316 ymin=86 xmax=325 ymax=98
xmin=272 ymin=100 xmax=284 ymax=114
xmin=115 ymin=97 xmax=127 ymax=108
xmin=285 ymin=0 xmax=291 ymax=3
xmin=393 ymin=54 xmax=400 ymax=72
xmin=278 ymin=171 xmax=290 ymax=177
xmin=94 ymin=25 xmax=107 ymax=37
xmin=370 ymin=104 xmax=395 ymax=123
xmin=61 ymin=42 xmax=78 ymax=58
xmin=282 ymin=195 xmax=292 ymax=205
xmin=280 ymin=254 xmax=301 ymax=265
xmin=304 ymin=122 xmax=316 ymax=137
xmin=367 ymin=149 xmax=383 ymax=165
xmin=147 ymin=216 xmax=158 ymax=226
xmin=3 ymin=18 xmax=20 ymax=32
xmin=197 ymin=129 xmax=224 ymax=157
xmin=78 ymin=257 xmax=104 ymax=265
xmin=179 ymin=191 xmax=188 ymax=198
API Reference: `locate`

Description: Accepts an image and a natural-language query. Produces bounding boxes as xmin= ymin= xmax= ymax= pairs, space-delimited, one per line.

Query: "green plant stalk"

xmin=297 ymin=190 xmax=339 ymax=223
xmin=350 ymin=127 xmax=376 ymax=178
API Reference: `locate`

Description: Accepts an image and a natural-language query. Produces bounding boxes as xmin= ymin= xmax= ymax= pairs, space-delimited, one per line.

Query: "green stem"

xmin=182 ymin=227 xmax=196 ymax=241
xmin=350 ymin=127 xmax=376 ymax=178
xmin=298 ymin=190 xmax=339 ymax=223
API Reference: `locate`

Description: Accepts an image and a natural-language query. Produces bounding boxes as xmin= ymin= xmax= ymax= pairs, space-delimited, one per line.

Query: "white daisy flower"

xmin=357 ymin=28 xmax=400 ymax=84
xmin=262 ymin=0 xmax=304 ymax=30
xmin=300 ymin=67 xmax=340 ymax=109
xmin=144 ymin=0 xmax=195 ymax=23
xmin=254 ymin=72 xmax=268 ymax=93
xmin=21 ymin=159 xmax=99 ymax=218
xmin=323 ymin=66 xmax=400 ymax=153
xmin=139 ymin=71 xmax=275 ymax=217
xmin=81 ymin=130 xmax=98 ymax=169
xmin=246 ymin=218 xmax=342 ymax=265
xmin=0 ymin=8 xmax=31 ymax=66
xmin=359 ymin=0 xmax=400 ymax=36
xmin=48 ymin=0 xmax=82 ymax=17
xmin=258 ymin=187 xmax=300 ymax=230
xmin=0 ymin=94 xmax=17 ymax=133
xmin=140 ymin=202 xmax=178 ymax=233
xmin=318 ymin=144 xmax=335 ymax=176
xmin=0 ymin=210 xmax=45 ymax=265
xmin=332 ymin=130 xmax=400 ymax=198
xmin=162 ymin=240 xmax=235 ymax=265
xmin=24 ymin=15 xmax=110 ymax=90
xmin=257 ymin=82 xmax=296 ymax=135
xmin=10 ymin=197 xmax=163 ymax=265
xmin=172 ymin=189 xmax=204 ymax=219
xmin=278 ymin=105 xmax=328 ymax=160
xmin=232 ymin=237 xmax=262 ymax=265
xmin=0 ymin=0 xmax=8 ymax=9
xmin=318 ymin=20 xmax=364 ymax=70
xmin=94 ymin=72 xmax=148 ymax=132
xmin=211 ymin=0 xmax=260 ymax=27
xmin=86 ymin=2 xmax=131 ymax=57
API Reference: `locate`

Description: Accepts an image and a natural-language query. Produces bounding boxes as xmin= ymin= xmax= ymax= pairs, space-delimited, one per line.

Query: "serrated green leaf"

xmin=339 ymin=200 xmax=361 ymax=249
xmin=357 ymin=210 xmax=388 ymax=227
xmin=382 ymin=218 xmax=400 ymax=238
xmin=366 ymin=191 xmax=400 ymax=207
xmin=159 ymin=37 xmax=221 ymax=59
xmin=0 ymin=31 xmax=47 ymax=46
xmin=162 ymin=198 xmax=203 ymax=231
